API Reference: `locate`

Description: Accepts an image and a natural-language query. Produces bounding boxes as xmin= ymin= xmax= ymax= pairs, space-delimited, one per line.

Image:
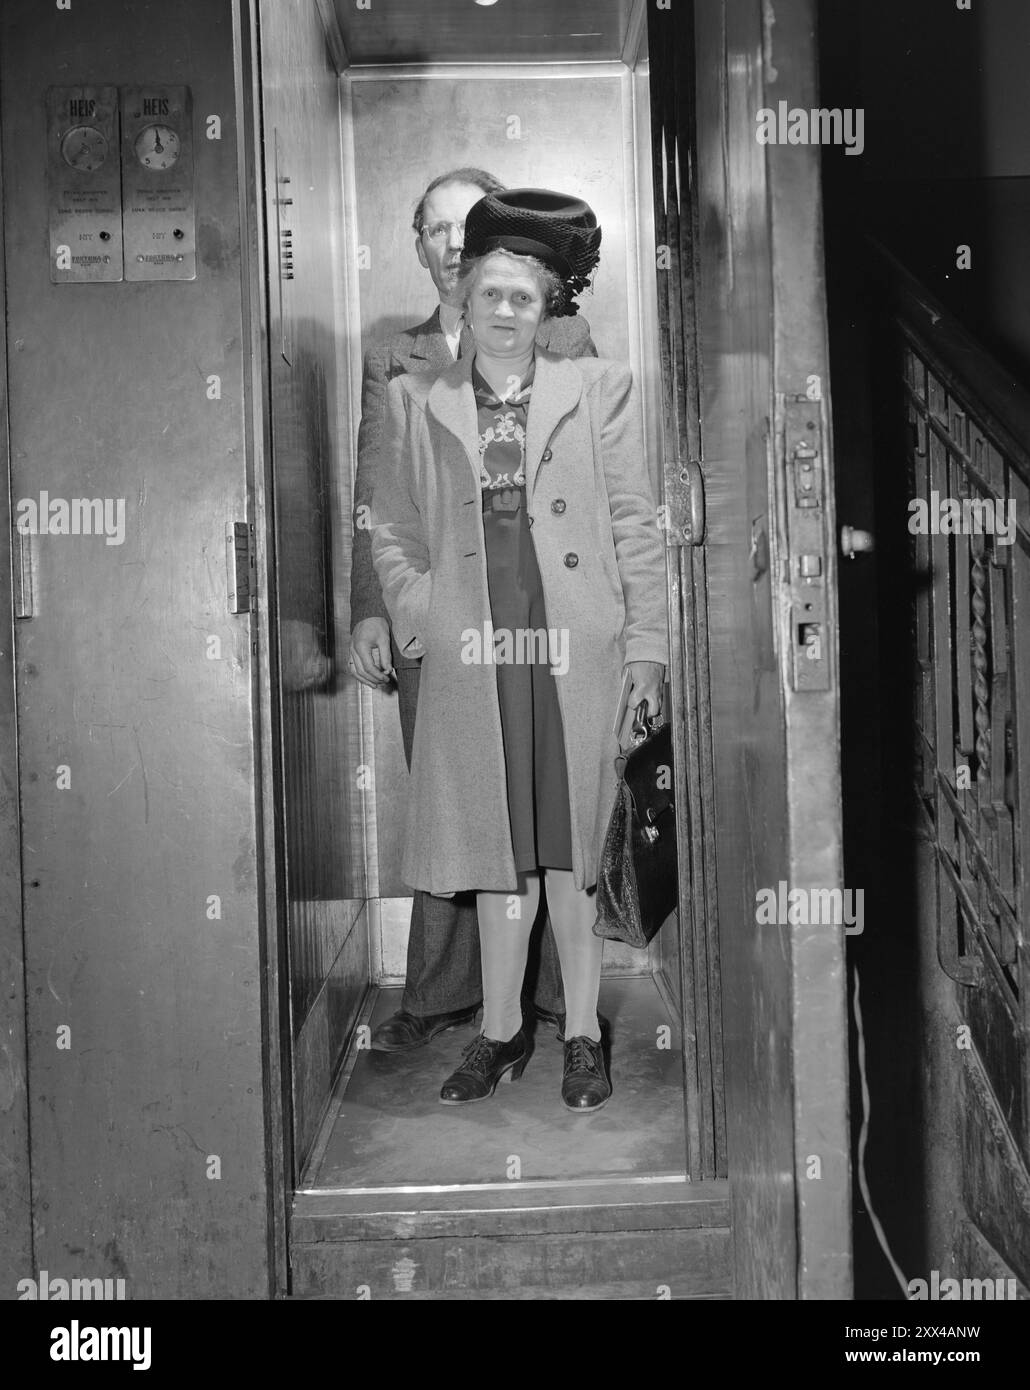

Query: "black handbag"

xmin=593 ymin=701 xmax=679 ymax=949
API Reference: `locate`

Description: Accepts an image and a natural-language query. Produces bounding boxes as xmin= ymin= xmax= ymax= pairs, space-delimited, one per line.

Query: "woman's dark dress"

xmin=473 ymin=359 xmax=573 ymax=874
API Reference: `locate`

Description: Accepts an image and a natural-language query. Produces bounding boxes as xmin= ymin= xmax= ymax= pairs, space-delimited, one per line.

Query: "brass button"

xmin=551 ymin=498 xmax=567 ymax=515
xmin=563 ymin=552 xmax=579 ymax=569
xmin=542 ymin=448 xmax=553 ymax=462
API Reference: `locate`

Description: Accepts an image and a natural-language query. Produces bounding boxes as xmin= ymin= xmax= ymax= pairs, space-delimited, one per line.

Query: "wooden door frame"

xmin=766 ymin=0 xmax=853 ymax=1298
xmin=686 ymin=0 xmax=853 ymax=1297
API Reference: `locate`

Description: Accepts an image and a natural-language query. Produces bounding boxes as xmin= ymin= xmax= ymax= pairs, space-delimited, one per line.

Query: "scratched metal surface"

xmin=2 ymin=0 xmax=269 ymax=1297
xmin=0 ymin=92 xmax=32 ymax=1293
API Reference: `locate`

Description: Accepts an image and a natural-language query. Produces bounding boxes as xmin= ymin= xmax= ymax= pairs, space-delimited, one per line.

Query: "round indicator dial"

xmin=134 ymin=123 xmax=180 ymax=171
xmin=61 ymin=125 xmax=109 ymax=172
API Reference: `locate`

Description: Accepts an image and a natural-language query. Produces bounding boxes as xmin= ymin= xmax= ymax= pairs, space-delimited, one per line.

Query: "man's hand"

xmin=349 ymin=617 xmax=394 ymax=688
xmin=618 ymin=661 xmax=666 ymax=749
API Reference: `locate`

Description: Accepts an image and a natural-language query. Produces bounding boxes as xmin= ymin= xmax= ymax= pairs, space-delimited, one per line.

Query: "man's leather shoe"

xmin=370 ymin=1006 xmax=478 ymax=1053
xmin=440 ymin=1029 xmax=531 ymax=1104
xmin=561 ymin=1034 xmax=611 ymax=1112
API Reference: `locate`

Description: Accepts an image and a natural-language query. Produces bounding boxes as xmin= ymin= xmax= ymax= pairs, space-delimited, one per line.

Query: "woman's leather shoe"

xmin=561 ymin=1034 xmax=611 ymax=1112
xmin=439 ymin=1029 xmax=530 ymax=1104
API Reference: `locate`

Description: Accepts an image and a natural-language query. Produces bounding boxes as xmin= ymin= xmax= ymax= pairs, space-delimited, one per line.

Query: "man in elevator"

xmin=348 ymin=167 xmax=597 ymax=1053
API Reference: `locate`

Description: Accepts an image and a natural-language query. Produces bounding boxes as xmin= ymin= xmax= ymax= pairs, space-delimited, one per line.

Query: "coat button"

xmin=563 ymin=552 xmax=579 ymax=569
xmin=542 ymin=448 xmax=553 ymax=462
xmin=551 ymin=498 xmax=567 ymax=515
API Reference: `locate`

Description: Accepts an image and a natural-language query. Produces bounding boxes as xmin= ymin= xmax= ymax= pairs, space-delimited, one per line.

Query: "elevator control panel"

xmin=273 ymin=129 xmax=295 ymax=364
xmin=121 ymin=86 xmax=196 ymax=281
xmin=46 ymin=84 xmax=196 ymax=283
xmin=47 ymin=86 xmax=123 ymax=282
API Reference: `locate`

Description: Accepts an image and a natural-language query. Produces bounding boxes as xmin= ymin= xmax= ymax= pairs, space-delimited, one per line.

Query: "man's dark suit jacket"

xmin=350 ymin=305 xmax=597 ymax=664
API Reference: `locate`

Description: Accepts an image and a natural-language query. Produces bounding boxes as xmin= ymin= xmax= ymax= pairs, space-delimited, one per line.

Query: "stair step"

xmin=291 ymin=1178 xmax=731 ymax=1299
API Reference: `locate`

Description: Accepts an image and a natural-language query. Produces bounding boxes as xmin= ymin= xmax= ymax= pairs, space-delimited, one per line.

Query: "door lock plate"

xmin=778 ymin=392 xmax=830 ymax=691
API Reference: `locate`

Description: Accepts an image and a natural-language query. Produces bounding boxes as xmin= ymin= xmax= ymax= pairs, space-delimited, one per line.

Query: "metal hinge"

xmin=226 ymin=521 xmax=256 ymax=614
xmin=664 ymin=456 xmax=706 ymax=547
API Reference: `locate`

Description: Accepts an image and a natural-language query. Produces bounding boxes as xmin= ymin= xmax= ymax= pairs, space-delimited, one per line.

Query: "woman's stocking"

xmin=542 ymin=868 xmax=603 ymax=1041
xmin=476 ymin=872 xmax=540 ymax=1042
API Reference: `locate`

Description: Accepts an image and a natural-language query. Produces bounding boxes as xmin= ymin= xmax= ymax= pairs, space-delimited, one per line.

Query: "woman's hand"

xmin=618 ymin=661 xmax=666 ymax=749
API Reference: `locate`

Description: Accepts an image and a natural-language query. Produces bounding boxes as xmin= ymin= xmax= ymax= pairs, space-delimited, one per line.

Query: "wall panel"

xmin=1 ymin=0 xmax=271 ymax=1298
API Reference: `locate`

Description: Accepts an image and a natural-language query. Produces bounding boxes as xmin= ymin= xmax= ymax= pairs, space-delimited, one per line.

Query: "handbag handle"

xmin=616 ymin=700 xmax=665 ymax=775
xmin=631 ymin=698 xmax=660 ymax=745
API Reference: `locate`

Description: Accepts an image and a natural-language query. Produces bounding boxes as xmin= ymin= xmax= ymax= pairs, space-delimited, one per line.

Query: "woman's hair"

xmin=456 ymin=248 xmax=565 ymax=320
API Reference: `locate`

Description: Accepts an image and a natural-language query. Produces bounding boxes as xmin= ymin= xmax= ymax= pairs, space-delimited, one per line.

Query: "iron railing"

xmin=880 ymin=245 xmax=1030 ymax=1161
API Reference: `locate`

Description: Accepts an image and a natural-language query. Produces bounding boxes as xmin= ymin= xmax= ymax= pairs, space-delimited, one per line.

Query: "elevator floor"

xmin=305 ymin=975 xmax=686 ymax=1190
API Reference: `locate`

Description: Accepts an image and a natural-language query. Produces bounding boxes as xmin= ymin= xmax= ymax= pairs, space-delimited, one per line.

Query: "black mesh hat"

xmin=461 ymin=188 xmax=602 ymax=316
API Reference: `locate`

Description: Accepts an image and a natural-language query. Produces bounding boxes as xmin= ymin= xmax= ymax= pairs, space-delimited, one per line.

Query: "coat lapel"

xmin=425 ymin=354 xmax=481 ymax=485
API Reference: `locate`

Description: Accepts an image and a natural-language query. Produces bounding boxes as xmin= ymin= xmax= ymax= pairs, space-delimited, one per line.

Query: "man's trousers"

xmin=393 ymin=656 xmax=566 ymax=1017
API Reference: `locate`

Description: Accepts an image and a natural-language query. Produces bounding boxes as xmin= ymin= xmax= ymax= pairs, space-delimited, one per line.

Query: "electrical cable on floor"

xmin=852 ymin=961 xmax=913 ymax=1299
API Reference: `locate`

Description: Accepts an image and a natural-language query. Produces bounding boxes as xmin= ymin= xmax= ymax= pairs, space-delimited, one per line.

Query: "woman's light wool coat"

xmin=371 ymin=347 xmax=669 ymax=895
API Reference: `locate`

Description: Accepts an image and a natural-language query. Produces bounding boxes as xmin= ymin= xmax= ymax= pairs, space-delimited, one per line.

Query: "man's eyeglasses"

xmin=421 ymin=220 xmax=466 ymax=242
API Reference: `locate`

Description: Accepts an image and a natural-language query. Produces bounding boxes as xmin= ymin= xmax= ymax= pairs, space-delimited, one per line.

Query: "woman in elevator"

xmin=371 ymin=189 xmax=668 ymax=1112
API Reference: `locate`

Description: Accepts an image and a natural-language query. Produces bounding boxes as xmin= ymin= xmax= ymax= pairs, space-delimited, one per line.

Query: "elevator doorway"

xmin=252 ymin=0 xmax=851 ymax=1299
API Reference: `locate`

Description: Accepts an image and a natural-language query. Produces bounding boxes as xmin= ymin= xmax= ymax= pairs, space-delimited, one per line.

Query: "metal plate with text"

xmin=121 ymin=85 xmax=196 ymax=281
xmin=46 ymin=86 xmax=123 ymax=283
